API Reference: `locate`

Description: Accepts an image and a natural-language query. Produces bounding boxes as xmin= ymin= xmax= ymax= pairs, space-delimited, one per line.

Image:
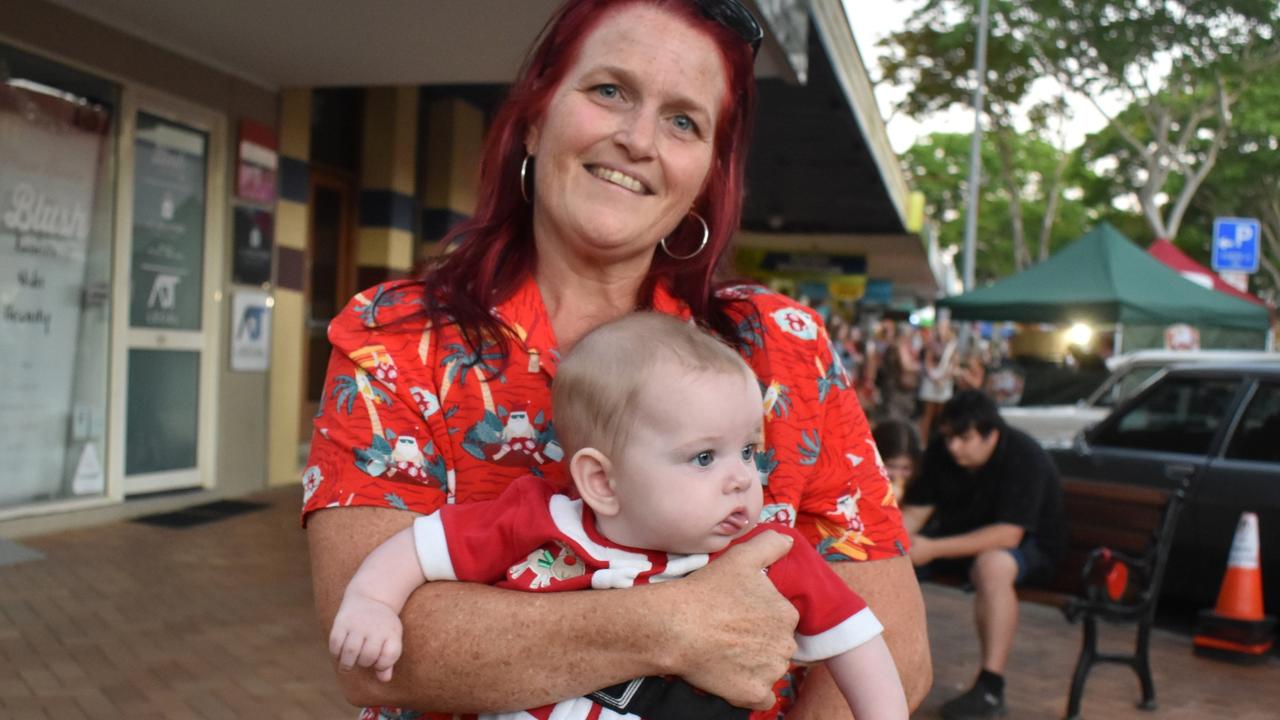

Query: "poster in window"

xmin=129 ymin=113 xmax=207 ymax=330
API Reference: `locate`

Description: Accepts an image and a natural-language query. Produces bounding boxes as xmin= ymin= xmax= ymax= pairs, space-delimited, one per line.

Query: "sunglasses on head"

xmin=691 ymin=0 xmax=764 ymax=57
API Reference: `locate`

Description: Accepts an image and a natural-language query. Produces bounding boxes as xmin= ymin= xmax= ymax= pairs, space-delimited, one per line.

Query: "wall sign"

xmin=232 ymin=205 xmax=273 ymax=285
xmin=230 ymin=290 xmax=271 ymax=372
xmin=236 ymin=119 xmax=277 ymax=204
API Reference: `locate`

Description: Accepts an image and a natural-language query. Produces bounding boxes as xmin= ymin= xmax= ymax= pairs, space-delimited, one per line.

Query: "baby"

xmin=329 ymin=312 xmax=907 ymax=719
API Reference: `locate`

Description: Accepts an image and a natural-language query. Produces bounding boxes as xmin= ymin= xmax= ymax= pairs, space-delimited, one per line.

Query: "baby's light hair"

xmin=552 ymin=312 xmax=755 ymax=461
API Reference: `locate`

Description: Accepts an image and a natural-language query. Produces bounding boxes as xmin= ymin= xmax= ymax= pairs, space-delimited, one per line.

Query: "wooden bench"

xmin=1052 ymin=476 xmax=1187 ymax=720
xmin=919 ymin=475 xmax=1188 ymax=719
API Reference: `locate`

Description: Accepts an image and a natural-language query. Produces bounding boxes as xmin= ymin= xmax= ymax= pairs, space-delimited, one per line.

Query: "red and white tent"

xmin=1147 ymin=238 xmax=1268 ymax=307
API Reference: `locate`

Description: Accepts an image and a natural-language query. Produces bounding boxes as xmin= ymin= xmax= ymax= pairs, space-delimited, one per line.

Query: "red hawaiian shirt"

xmin=302 ymin=274 xmax=908 ymax=718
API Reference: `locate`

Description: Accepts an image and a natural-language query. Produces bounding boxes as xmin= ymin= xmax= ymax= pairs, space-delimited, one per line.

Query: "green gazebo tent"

xmin=938 ymin=223 xmax=1272 ymax=349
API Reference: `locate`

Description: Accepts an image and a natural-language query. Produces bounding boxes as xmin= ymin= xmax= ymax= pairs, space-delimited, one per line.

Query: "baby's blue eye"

xmin=693 ymin=451 xmax=714 ymax=468
xmin=740 ymin=444 xmax=755 ymax=462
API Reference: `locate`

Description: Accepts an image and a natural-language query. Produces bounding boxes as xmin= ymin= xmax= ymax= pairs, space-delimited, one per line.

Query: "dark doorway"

xmin=302 ymin=168 xmax=357 ymax=438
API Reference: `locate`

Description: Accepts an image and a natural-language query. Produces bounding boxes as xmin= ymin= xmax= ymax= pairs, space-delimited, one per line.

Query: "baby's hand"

xmin=329 ymin=594 xmax=404 ymax=682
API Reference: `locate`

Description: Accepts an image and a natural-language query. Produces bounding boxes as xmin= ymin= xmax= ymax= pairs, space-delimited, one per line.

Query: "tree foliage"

xmin=903 ymin=132 xmax=1099 ymax=284
xmin=881 ymin=0 xmax=1073 ymax=272
xmin=882 ymin=0 xmax=1280 ymax=278
xmin=1180 ymin=73 xmax=1280 ymax=301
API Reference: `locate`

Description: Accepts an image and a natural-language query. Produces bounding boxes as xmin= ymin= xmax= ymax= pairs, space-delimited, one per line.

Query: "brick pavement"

xmin=918 ymin=584 xmax=1279 ymax=719
xmin=1 ymin=485 xmax=1277 ymax=719
xmin=0 ymin=487 xmax=349 ymax=719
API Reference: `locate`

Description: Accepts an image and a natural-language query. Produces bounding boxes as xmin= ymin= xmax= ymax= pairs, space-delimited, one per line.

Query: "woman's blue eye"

xmin=596 ymin=84 xmax=620 ymax=100
xmin=673 ymin=114 xmax=696 ymax=133
xmin=693 ymin=451 xmax=715 ymax=468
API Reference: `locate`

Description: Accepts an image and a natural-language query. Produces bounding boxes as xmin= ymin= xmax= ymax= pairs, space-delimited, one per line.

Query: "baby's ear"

xmin=571 ymin=448 xmax=620 ymax=517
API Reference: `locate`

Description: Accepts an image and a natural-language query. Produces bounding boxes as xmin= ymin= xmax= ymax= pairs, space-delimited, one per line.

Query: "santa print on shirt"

xmin=304 ymin=276 xmax=908 ymax=719
xmin=409 ymin=475 xmax=883 ymax=720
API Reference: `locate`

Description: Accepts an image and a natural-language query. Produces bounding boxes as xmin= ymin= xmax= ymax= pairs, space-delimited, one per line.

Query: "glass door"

xmin=120 ymin=103 xmax=223 ymax=495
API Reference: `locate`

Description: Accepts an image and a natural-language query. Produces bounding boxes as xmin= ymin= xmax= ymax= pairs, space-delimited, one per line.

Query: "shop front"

xmin=0 ymin=13 xmax=275 ymax=535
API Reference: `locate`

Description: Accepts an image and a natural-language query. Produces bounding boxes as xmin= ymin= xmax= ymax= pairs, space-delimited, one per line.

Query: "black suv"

xmin=1050 ymin=361 xmax=1280 ymax=612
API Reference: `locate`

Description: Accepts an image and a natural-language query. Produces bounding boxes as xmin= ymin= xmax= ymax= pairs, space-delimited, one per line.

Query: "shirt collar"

xmin=492 ymin=273 xmax=693 ymax=377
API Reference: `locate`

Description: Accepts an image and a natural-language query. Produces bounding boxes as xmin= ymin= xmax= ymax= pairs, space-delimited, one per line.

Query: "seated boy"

xmin=328 ymin=312 xmax=908 ymax=719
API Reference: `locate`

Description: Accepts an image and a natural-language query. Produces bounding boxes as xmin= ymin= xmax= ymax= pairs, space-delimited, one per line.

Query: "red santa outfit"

xmin=411 ymin=475 xmax=884 ymax=720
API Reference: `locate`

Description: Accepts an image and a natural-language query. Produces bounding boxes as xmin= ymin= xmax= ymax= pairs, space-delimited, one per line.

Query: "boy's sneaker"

xmin=940 ymin=684 xmax=1007 ymax=719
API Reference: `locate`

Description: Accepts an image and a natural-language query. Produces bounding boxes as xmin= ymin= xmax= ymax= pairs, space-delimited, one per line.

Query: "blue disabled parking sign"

xmin=1211 ymin=217 xmax=1261 ymax=273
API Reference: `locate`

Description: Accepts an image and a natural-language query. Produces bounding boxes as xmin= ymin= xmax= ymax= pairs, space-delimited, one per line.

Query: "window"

xmin=1092 ymin=365 xmax=1164 ymax=408
xmin=1095 ymin=377 xmax=1240 ymax=455
xmin=1 ymin=44 xmax=118 ymax=507
xmin=1224 ymin=383 xmax=1280 ymax=463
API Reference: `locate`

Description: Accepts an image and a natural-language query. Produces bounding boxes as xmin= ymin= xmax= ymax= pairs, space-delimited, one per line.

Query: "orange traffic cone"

xmin=1193 ymin=512 xmax=1276 ymax=664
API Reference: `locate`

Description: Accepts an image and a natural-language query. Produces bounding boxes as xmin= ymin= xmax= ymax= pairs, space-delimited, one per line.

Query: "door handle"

xmin=1164 ymin=464 xmax=1195 ymax=486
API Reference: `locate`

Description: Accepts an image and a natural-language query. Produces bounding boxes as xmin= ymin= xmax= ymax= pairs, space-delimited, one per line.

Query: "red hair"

xmin=420 ymin=0 xmax=757 ymax=357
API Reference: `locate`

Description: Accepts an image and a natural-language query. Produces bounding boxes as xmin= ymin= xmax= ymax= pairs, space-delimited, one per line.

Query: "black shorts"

xmin=918 ymin=533 xmax=1058 ymax=588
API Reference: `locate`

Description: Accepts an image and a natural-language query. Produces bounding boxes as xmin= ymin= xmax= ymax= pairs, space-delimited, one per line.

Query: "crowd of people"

xmin=825 ymin=304 xmax=1067 ymax=720
xmin=825 ymin=312 xmax=999 ymax=439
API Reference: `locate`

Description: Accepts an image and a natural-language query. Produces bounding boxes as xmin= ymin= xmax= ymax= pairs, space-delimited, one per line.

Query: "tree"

xmin=903 ymin=131 xmax=1102 ymax=283
xmin=1014 ymin=0 xmax=1280 ymax=241
xmin=880 ymin=0 xmax=1076 ymax=271
xmin=1180 ymin=73 xmax=1280 ymax=301
xmin=883 ymin=0 xmax=1280 ymax=250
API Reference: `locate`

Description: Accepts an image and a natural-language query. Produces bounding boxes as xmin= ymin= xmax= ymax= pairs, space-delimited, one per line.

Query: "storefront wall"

xmin=0 ymin=0 xmax=277 ymax=537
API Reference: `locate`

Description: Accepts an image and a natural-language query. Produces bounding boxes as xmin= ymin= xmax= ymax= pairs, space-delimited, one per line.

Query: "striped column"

xmin=420 ymin=96 xmax=485 ymax=249
xmin=356 ymin=86 xmax=419 ymax=288
xmin=267 ymin=88 xmax=311 ymax=487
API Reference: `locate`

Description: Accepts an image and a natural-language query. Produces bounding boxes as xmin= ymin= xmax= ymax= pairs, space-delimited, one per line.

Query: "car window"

xmin=1224 ymin=382 xmax=1280 ymax=463
xmin=1091 ymin=365 xmax=1162 ymax=408
xmin=1094 ymin=377 xmax=1240 ymax=454
xmin=1111 ymin=367 xmax=1162 ymax=405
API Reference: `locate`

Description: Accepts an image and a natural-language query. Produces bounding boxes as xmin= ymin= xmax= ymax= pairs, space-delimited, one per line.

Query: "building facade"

xmin=0 ymin=0 xmax=937 ymax=536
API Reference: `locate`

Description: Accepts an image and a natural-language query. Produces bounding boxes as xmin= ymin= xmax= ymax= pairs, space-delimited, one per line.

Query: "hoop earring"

xmin=520 ymin=155 xmax=533 ymax=203
xmin=660 ymin=212 xmax=709 ymax=260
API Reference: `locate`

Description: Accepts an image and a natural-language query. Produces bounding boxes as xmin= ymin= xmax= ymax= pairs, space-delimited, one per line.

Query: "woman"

xmin=917 ymin=319 xmax=957 ymax=441
xmin=871 ymin=419 xmax=922 ymax=502
xmin=303 ymin=1 xmax=929 ymax=717
xmin=954 ymin=341 xmax=988 ymax=393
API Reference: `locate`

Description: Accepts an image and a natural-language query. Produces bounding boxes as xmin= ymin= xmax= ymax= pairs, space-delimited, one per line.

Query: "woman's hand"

xmin=659 ymin=530 xmax=799 ymax=710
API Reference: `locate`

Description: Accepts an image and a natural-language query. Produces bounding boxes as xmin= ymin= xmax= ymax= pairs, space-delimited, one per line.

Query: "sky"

xmin=841 ymin=0 xmax=1114 ymax=154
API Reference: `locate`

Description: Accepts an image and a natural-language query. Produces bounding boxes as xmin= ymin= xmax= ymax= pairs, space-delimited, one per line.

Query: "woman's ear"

xmin=524 ymin=123 xmax=541 ymax=158
xmin=570 ymin=448 xmax=621 ymax=517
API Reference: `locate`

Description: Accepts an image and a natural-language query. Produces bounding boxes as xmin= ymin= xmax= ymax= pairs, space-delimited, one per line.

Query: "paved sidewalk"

xmin=0 ymin=487 xmax=348 ymax=719
xmin=916 ymin=584 xmax=1279 ymax=719
xmin=1 ymin=485 xmax=1276 ymax=718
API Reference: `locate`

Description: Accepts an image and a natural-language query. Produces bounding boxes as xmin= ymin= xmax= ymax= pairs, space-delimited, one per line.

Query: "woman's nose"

xmin=615 ymin=108 xmax=657 ymax=160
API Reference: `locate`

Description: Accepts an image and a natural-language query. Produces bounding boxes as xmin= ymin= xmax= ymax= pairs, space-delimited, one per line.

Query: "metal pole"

xmin=961 ymin=0 xmax=991 ymax=293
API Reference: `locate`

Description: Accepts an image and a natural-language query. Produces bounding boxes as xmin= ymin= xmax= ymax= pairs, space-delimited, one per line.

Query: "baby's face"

xmin=608 ymin=363 xmax=765 ymax=554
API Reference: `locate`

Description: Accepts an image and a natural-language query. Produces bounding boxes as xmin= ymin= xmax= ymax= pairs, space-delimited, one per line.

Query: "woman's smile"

xmin=586 ymin=164 xmax=651 ymax=194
